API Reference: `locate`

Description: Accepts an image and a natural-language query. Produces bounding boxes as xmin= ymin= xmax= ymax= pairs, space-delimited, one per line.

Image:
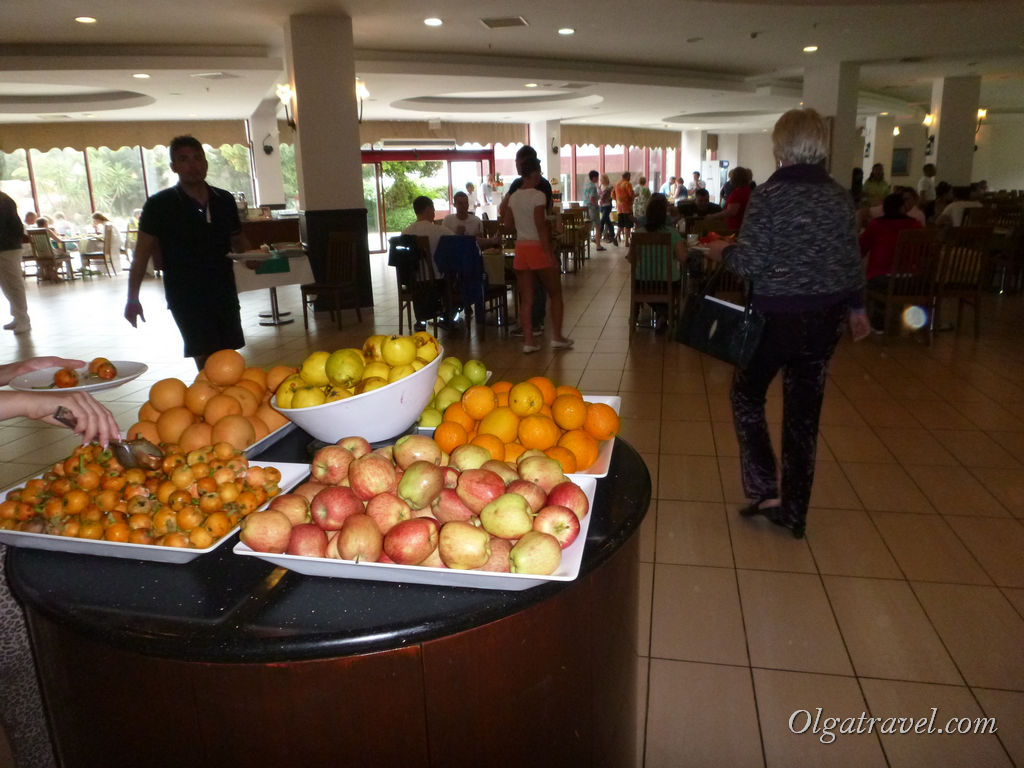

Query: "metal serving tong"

xmin=53 ymin=406 xmax=163 ymax=470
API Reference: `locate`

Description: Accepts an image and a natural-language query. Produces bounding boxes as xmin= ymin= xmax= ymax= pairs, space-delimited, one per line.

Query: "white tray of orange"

xmin=421 ymin=383 xmax=620 ymax=479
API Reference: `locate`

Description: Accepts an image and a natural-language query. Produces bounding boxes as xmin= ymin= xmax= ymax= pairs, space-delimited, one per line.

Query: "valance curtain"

xmin=560 ymin=125 xmax=680 ymax=150
xmin=0 ymin=120 xmax=248 ymax=153
xmin=359 ymin=120 xmax=526 ymax=147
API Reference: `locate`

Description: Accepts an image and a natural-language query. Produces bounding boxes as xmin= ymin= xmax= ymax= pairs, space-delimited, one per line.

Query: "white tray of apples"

xmin=233 ymin=435 xmax=596 ymax=591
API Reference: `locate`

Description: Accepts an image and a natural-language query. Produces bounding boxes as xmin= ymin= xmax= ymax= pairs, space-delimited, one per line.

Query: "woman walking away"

xmin=706 ymin=108 xmax=869 ymax=538
xmin=506 ymin=157 xmax=574 ymax=354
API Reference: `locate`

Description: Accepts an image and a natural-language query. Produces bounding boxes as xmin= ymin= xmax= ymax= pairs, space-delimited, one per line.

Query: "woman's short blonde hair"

xmin=772 ymin=108 xmax=830 ymax=165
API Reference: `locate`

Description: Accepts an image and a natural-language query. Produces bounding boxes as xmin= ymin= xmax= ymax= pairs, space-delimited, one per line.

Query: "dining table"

xmin=231 ymin=245 xmax=314 ymax=326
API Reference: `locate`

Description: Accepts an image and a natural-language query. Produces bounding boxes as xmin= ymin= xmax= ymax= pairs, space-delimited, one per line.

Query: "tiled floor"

xmin=1 ymin=244 xmax=1023 ymax=767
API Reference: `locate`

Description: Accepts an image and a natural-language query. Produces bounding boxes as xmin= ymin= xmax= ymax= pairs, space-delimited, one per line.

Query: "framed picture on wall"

xmin=892 ymin=147 xmax=911 ymax=177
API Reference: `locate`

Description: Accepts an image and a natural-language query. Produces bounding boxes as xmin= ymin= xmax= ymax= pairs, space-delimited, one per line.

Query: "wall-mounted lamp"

xmin=892 ymin=125 xmax=901 ymax=137
xmin=551 ymin=136 xmax=559 ymax=155
xmin=276 ymin=83 xmax=296 ymax=129
xmin=922 ymin=113 xmax=935 ymax=127
xmin=976 ymin=107 xmax=987 ymax=134
xmin=261 ymin=133 xmax=274 ymax=155
xmin=355 ymin=78 xmax=369 ymax=124
xmin=864 ymin=141 xmax=871 ymax=159
xmin=922 ymin=114 xmax=936 ymax=155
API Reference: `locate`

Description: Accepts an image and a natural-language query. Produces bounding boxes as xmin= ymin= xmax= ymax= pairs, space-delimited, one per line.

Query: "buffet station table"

xmin=7 ymin=423 xmax=650 ymax=768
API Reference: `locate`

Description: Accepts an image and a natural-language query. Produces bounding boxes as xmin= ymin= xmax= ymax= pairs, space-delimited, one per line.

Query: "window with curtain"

xmin=0 ymin=149 xmax=32 ymax=220
xmin=86 ymin=146 xmax=146 ymax=232
xmin=30 ymin=148 xmax=92 ymax=232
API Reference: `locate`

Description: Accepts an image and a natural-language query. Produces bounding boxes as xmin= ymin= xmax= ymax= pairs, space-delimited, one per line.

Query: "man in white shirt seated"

xmin=917 ymin=163 xmax=936 ymax=206
xmin=442 ymin=191 xmax=482 ymax=237
xmin=936 ymin=185 xmax=983 ymax=227
xmin=402 ymin=196 xmax=454 ymax=256
xmin=687 ymin=171 xmax=706 ymax=196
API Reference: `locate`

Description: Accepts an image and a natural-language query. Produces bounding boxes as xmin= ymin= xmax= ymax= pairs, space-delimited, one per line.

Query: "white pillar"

xmin=929 ymin=75 xmax=981 ymax=186
xmin=248 ymin=98 xmax=286 ymax=207
xmin=803 ymin=62 xmax=859 ymax=181
xmin=284 ymin=14 xmax=363 ymax=210
xmin=680 ymin=130 xmax=703 ymax=180
xmin=529 ymin=119 xmax=561 ymax=181
xmin=863 ymin=114 xmax=895 ymax=177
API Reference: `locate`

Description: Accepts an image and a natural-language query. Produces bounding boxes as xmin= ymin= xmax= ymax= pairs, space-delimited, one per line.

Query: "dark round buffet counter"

xmin=7 ymin=429 xmax=650 ymax=768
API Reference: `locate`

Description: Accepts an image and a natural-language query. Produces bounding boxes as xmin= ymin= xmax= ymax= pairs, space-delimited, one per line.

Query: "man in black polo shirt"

xmin=124 ymin=136 xmax=249 ymax=369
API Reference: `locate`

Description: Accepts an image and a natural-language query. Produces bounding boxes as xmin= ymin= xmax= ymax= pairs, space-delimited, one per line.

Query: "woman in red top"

xmin=859 ymin=192 xmax=922 ymax=329
xmin=705 ymin=166 xmax=753 ymax=231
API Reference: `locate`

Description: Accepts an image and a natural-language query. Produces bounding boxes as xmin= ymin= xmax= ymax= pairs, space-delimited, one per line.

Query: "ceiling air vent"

xmin=190 ymin=72 xmax=240 ymax=80
xmin=37 ymin=114 xmax=72 ymax=120
xmin=380 ymin=139 xmax=457 ymax=149
xmin=480 ymin=16 xmax=528 ymax=29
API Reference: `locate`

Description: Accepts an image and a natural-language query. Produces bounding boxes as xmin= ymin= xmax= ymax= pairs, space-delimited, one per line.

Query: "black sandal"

xmin=739 ymin=499 xmax=781 ymax=518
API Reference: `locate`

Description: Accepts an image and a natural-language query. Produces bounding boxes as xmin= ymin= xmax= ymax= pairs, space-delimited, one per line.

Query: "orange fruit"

xmin=222 ymin=385 xmax=259 ymax=417
xmin=583 ymin=402 xmax=620 ymax=441
xmin=527 ymin=376 xmax=557 ymax=406
xmin=508 ymin=381 xmax=544 ymax=417
xmin=462 ymin=385 xmax=498 ymax=421
xmin=555 ymin=384 xmax=583 ymax=399
xmin=138 ymin=401 xmax=161 ymax=423
xmin=434 ymin=421 xmax=469 ymax=454
xmin=518 ymin=414 xmax=562 ymax=450
xmin=503 ymin=441 xmax=527 ymax=462
xmin=496 ymin=391 xmax=510 ymax=407
xmin=248 ymin=415 xmax=270 ymax=441
xmin=204 ymin=393 xmax=243 ymax=425
xmin=156 ymin=405 xmax=196 ymax=444
xmin=539 ymin=403 xmax=554 ymax=420
xmin=266 ymin=365 xmax=298 ymax=392
xmin=203 ymin=349 xmax=246 ymax=386
xmin=256 ymin=403 xmax=289 ymax=431
xmin=149 ymin=378 xmax=187 ymax=411
xmin=178 ymin=421 xmax=214 ymax=453
xmin=443 ymin=401 xmax=476 ymax=432
xmin=552 ymin=393 xmax=588 ymax=430
xmin=558 ymin=429 xmax=600 ymax=472
xmin=127 ymin=420 xmax=160 ymax=444
xmin=240 ymin=366 xmax=268 ymax=390
xmin=470 ymin=433 xmax=506 ymax=462
xmin=184 ymin=380 xmax=221 ymax=416
xmin=234 ymin=378 xmax=266 ymax=402
xmin=491 ymin=380 xmax=513 ymax=395
xmin=477 ymin=406 xmax=520 ymax=443
xmin=210 ymin=414 xmax=256 ymax=451
xmin=544 ymin=446 xmax=578 ymax=475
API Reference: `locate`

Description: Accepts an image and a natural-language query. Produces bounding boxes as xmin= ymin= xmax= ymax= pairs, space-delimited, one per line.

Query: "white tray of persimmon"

xmin=0 ymin=441 xmax=307 ymax=564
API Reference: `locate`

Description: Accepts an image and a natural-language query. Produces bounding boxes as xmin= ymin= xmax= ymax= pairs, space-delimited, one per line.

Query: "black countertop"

xmin=6 ymin=428 xmax=650 ymax=664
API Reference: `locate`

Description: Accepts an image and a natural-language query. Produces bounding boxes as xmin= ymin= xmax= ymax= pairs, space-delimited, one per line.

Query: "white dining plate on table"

xmin=8 ymin=361 xmax=148 ymax=393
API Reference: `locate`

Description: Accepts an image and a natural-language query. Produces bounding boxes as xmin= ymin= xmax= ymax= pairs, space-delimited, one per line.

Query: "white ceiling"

xmin=1 ymin=0 xmax=1022 ymax=135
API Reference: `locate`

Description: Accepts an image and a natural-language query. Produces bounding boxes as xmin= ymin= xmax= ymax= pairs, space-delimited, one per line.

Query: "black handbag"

xmin=675 ymin=264 xmax=764 ymax=368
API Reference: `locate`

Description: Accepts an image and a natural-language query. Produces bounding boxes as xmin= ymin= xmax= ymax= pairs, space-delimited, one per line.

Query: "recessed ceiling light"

xmin=75 ymin=16 xmax=97 ymax=24
xmin=524 ymin=83 xmax=538 ymax=88
xmin=132 ymin=73 xmax=150 ymax=79
xmin=424 ymin=17 xmax=442 ymax=27
xmin=803 ymin=45 xmax=818 ymax=53
xmin=880 ymin=111 xmax=889 ymax=115
xmin=558 ymin=28 xmax=574 ymax=35
xmin=83 ymin=113 xmax=96 ymax=118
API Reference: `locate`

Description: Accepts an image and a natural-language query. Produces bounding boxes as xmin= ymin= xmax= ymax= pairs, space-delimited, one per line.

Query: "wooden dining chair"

xmin=80 ymin=225 xmax=115 ymax=277
xmin=300 ymin=231 xmax=363 ymax=329
xmin=866 ymin=228 xmax=940 ymax=345
xmin=26 ymin=228 xmax=75 ymax=282
xmin=389 ymin=234 xmax=444 ymax=335
xmin=626 ymin=232 xmax=679 ymax=333
xmin=935 ymin=225 xmax=992 ymax=338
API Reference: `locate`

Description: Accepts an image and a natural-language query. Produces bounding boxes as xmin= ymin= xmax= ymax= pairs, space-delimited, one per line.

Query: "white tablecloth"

xmin=232 ymin=251 xmax=314 ymax=294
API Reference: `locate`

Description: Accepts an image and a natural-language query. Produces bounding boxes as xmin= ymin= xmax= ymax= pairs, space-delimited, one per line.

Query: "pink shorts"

xmin=513 ymin=240 xmax=554 ymax=270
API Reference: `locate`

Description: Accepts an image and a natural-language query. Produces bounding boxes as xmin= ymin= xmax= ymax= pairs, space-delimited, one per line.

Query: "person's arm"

xmin=0 ymin=357 xmax=86 ymax=387
xmin=0 ymin=391 xmax=120 ymax=445
xmin=230 ymin=230 xmax=251 ymax=253
xmin=125 ymin=231 xmax=157 ymax=326
xmin=533 ymin=203 xmax=554 ymax=264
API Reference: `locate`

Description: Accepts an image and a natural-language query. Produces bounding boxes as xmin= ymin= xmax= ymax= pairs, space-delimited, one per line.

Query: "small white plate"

xmin=8 ymin=361 xmax=148 ymax=393
xmin=234 ymin=475 xmax=597 ymax=590
xmin=0 ymin=462 xmax=309 ymax=563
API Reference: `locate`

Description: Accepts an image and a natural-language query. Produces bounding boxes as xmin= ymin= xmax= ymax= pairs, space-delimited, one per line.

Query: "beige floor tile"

xmin=654 ymin=500 xmax=733 ymax=567
xmin=912 ymin=582 xmax=1024 ymax=690
xmin=832 ymin=375 xmax=891 ymax=402
xmin=637 ymin=501 xmax=657 ymax=563
xmin=619 ymin=370 xmax=663 ymax=393
xmin=903 ymin=464 xmax=1009 ymax=516
xmin=586 ymin=350 xmax=629 ymax=370
xmin=955 ymin=401 xmax=1024 ymax=433
xmin=1003 ymin=587 xmax=1024 ymax=619
xmin=989 ymin=430 xmax=1024 ymax=464
xmin=645 ymin=659 xmax=764 ymax=768
xmin=650 ymin=564 xmax=748 ymax=665
xmin=820 ymin=394 xmax=870 ymax=427
xmin=972 ymin=688 xmax=1024 ymax=768
xmin=874 ymin=427 xmax=959 ymax=466
xmin=657 ymin=454 xmax=722 ymax=502
xmin=806 ymin=508 xmax=902 ymax=578
xmin=943 ymin=517 xmax=1024 ymax=588
xmin=616 ymin=390 xmax=658 ymax=419
xmin=842 ymin=462 xmax=935 ymax=513
xmin=577 ymin=368 xmax=622 ymax=392
xmin=660 ymin=370 xmax=707 ymax=394
xmin=641 ymin=451 xmax=659 ymax=493
xmin=853 ymin=396 xmax=925 ymax=428
xmin=618 ymin=416 xmax=661 ymax=454
xmin=659 ymin=420 xmax=716 ymax=455
xmin=808 ymin=460 xmax=865 ymax=510
xmin=660 ymin=391 xmax=711 ymax=421
xmin=823 ymin=576 xmax=961 ymax=684
xmin=902 ymin=399 xmax=978 ymax=430
xmin=633 ymin=655 xmax=649 ymax=768
xmin=752 ymin=668 xmax=886 ymax=768
xmin=820 ymin=424 xmax=894 ymax=463
xmin=738 ymin=570 xmax=853 ymax=675
xmin=931 ymin=429 xmax=1021 ymax=469
xmin=968 ymin=467 xmax=1024 ymax=517
xmin=717 ymin=457 xmax=747 ymax=505
xmin=859 ymin=679 xmax=1013 ymax=768
xmin=872 ymin=512 xmax=993 ymax=584
xmin=727 ymin=512 xmax=817 ymax=573
xmin=712 ymin=420 xmax=740 ymax=457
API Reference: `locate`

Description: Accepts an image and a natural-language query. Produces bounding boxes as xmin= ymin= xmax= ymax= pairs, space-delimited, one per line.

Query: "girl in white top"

xmin=505 ymin=160 xmax=573 ymax=354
